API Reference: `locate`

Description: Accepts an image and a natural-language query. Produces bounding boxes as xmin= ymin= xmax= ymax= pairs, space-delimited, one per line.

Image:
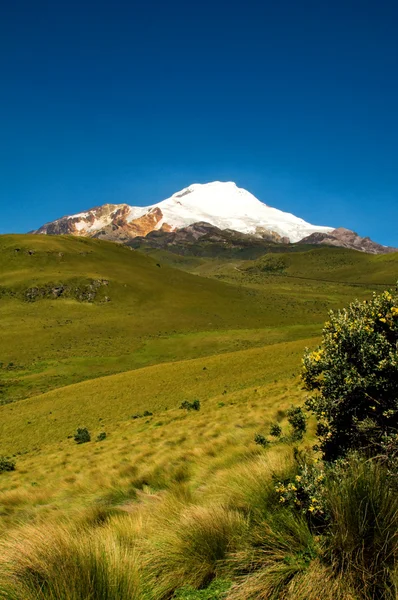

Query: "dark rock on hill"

xmin=298 ymin=228 xmax=397 ymax=255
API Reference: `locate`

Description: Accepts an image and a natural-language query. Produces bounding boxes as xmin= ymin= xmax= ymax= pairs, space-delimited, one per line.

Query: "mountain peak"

xmin=33 ymin=181 xmax=334 ymax=243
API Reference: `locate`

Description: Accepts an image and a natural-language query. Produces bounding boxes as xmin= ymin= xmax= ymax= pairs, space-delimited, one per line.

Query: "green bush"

xmin=254 ymin=433 xmax=269 ymax=448
xmin=274 ymin=460 xmax=326 ymax=521
xmin=269 ymin=423 xmax=282 ymax=437
xmin=180 ymin=400 xmax=201 ymax=411
xmin=286 ymin=406 xmax=307 ymax=441
xmin=0 ymin=456 xmax=16 ymax=473
xmin=302 ymin=287 xmax=398 ymax=461
xmin=96 ymin=432 xmax=107 ymax=442
xmin=74 ymin=427 xmax=91 ymax=444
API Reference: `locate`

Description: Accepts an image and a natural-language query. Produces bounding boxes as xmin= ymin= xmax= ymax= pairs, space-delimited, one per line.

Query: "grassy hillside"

xmin=0 ymin=336 xmax=308 ymax=529
xmin=0 ymin=337 xmax=310 ymax=455
xmin=1 ymin=235 xmax=387 ymax=404
xmin=1 ymin=235 xmax=398 ymax=599
xmin=142 ymin=245 xmax=398 ymax=286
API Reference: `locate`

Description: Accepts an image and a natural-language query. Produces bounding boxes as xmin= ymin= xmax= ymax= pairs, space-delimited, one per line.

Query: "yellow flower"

xmin=295 ymin=475 xmax=302 ymax=482
xmin=308 ymin=506 xmax=315 ymax=513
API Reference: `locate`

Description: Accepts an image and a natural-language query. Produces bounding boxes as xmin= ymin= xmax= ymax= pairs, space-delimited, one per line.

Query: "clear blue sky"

xmin=1 ymin=0 xmax=397 ymax=245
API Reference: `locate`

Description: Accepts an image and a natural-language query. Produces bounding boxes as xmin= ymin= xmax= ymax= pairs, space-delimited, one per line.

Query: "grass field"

xmin=1 ymin=234 xmax=398 ymax=599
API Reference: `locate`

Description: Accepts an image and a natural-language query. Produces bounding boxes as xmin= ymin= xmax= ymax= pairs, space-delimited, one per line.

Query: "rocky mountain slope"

xmin=34 ymin=181 xmax=333 ymax=243
xmin=131 ymin=222 xmax=397 ymax=256
xmin=298 ymin=227 xmax=397 ymax=254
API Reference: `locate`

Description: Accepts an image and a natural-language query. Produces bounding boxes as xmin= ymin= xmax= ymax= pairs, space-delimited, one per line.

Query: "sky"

xmin=1 ymin=0 xmax=397 ymax=245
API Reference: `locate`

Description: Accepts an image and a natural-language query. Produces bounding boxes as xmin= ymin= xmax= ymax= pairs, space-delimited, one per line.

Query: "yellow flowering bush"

xmin=302 ymin=286 xmax=398 ymax=461
xmin=275 ymin=457 xmax=326 ymax=520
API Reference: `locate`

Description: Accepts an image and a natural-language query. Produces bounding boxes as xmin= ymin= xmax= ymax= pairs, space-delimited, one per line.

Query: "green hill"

xmin=2 ymin=235 xmax=391 ymax=404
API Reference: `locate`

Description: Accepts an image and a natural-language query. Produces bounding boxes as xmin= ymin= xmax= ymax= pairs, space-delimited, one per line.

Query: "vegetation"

xmin=303 ymin=286 xmax=398 ymax=460
xmin=1 ymin=234 xmax=398 ymax=598
xmin=180 ymin=400 xmax=201 ymax=411
xmin=286 ymin=406 xmax=307 ymax=441
xmin=74 ymin=427 xmax=91 ymax=444
xmin=0 ymin=457 xmax=15 ymax=473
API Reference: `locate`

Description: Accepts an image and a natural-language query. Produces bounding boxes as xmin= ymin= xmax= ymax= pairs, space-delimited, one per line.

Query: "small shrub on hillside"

xmin=302 ymin=286 xmax=398 ymax=461
xmin=269 ymin=423 xmax=282 ymax=437
xmin=275 ymin=461 xmax=326 ymax=521
xmin=96 ymin=432 xmax=107 ymax=442
xmin=254 ymin=433 xmax=270 ymax=448
xmin=74 ymin=427 xmax=91 ymax=444
xmin=180 ymin=400 xmax=201 ymax=411
xmin=0 ymin=456 xmax=16 ymax=473
xmin=287 ymin=406 xmax=307 ymax=441
xmin=143 ymin=410 xmax=153 ymax=417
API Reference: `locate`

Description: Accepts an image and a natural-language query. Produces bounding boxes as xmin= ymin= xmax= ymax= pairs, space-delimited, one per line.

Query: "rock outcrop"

xmin=299 ymin=228 xmax=397 ymax=255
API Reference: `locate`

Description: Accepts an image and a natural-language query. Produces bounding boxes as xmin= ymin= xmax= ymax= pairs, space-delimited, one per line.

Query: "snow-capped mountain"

xmin=34 ymin=181 xmax=334 ymax=243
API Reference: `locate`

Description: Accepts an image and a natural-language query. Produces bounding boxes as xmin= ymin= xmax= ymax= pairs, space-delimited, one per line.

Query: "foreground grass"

xmin=2 ymin=449 xmax=397 ymax=599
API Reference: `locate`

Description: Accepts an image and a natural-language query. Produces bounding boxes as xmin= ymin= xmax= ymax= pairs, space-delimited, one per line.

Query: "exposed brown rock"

xmin=35 ymin=204 xmax=130 ymax=236
xmin=299 ymin=227 xmax=397 ymax=254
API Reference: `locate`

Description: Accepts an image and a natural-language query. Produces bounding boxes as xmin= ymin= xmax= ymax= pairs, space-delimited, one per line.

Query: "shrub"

xmin=286 ymin=406 xmax=307 ymax=441
xmin=302 ymin=287 xmax=398 ymax=461
xmin=96 ymin=432 xmax=107 ymax=442
xmin=275 ymin=461 xmax=326 ymax=521
xmin=180 ymin=400 xmax=201 ymax=411
xmin=74 ymin=427 xmax=91 ymax=444
xmin=143 ymin=410 xmax=153 ymax=417
xmin=0 ymin=456 xmax=15 ymax=473
xmin=270 ymin=423 xmax=282 ymax=437
xmin=254 ymin=433 xmax=269 ymax=448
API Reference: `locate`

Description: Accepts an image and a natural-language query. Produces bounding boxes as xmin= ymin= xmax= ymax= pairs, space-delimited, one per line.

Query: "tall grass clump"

xmin=0 ymin=522 xmax=142 ymax=600
xmin=324 ymin=457 xmax=398 ymax=600
xmin=226 ymin=509 xmax=319 ymax=600
xmin=143 ymin=504 xmax=247 ymax=599
xmin=212 ymin=448 xmax=295 ymax=522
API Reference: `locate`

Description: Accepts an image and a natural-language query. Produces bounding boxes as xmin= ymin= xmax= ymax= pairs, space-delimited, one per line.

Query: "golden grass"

xmin=0 ymin=337 xmax=312 ymax=454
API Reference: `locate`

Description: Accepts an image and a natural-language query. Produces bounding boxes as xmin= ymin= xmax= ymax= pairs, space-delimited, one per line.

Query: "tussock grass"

xmin=143 ymin=503 xmax=247 ymax=598
xmin=226 ymin=509 xmax=317 ymax=600
xmin=0 ymin=522 xmax=142 ymax=600
xmin=324 ymin=458 xmax=398 ymax=600
xmin=209 ymin=448 xmax=295 ymax=521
